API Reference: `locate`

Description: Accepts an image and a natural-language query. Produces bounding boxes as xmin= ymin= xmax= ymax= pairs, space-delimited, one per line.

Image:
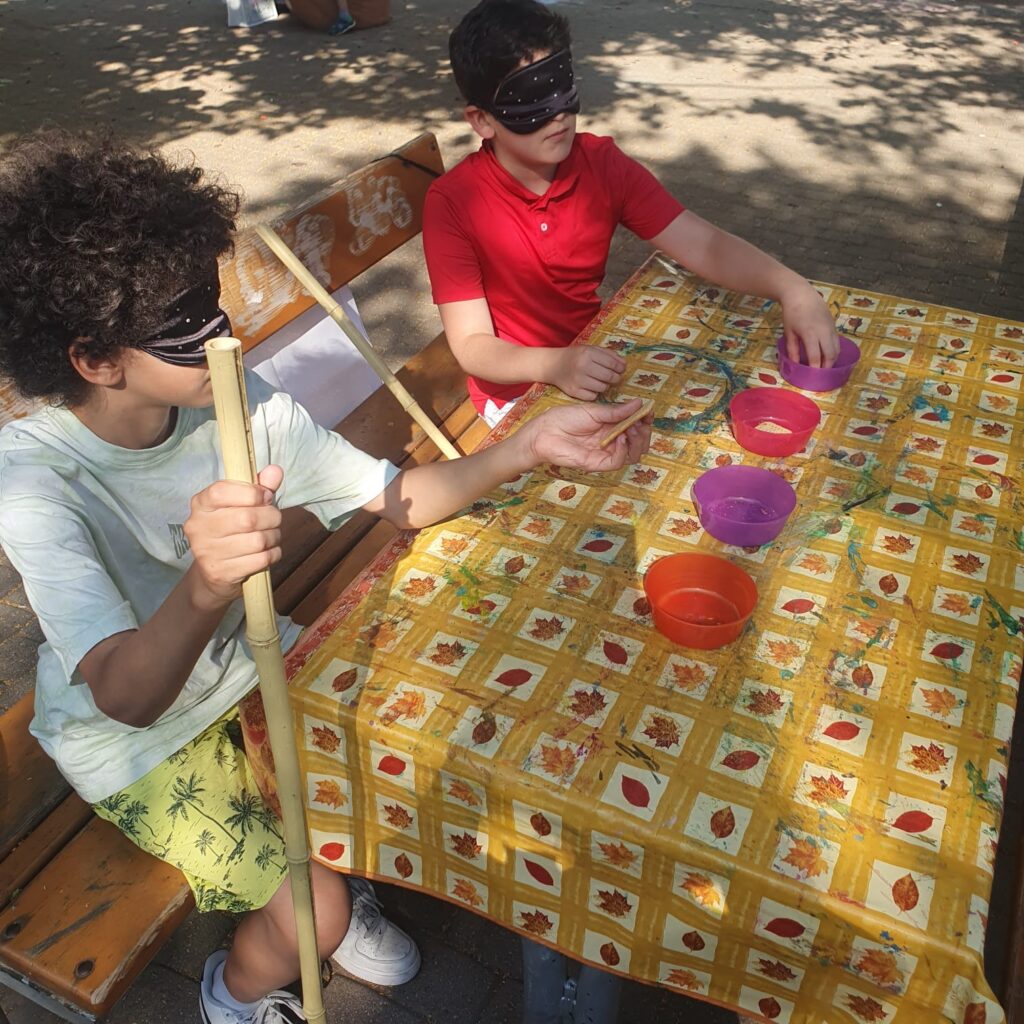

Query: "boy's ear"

xmin=463 ymin=105 xmax=496 ymax=141
xmin=67 ymin=340 xmax=127 ymax=388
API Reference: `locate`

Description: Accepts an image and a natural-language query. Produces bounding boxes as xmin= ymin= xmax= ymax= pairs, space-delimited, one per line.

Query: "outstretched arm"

xmin=651 ymin=211 xmax=839 ymax=368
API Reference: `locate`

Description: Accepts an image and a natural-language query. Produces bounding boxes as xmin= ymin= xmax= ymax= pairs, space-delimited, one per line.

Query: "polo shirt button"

xmin=540 ymin=222 xmax=549 ymax=232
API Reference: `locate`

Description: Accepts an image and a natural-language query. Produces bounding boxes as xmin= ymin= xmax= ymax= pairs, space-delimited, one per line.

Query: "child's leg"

xmin=223 ymin=862 xmax=350 ymax=1002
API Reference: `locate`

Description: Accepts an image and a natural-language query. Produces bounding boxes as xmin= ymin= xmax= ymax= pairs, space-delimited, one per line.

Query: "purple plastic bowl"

xmin=692 ymin=465 xmax=797 ymax=546
xmin=776 ymin=334 xmax=861 ymax=392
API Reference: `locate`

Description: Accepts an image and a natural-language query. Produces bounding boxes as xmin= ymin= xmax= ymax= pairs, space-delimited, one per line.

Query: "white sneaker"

xmin=200 ymin=949 xmax=306 ymax=1023
xmin=331 ymin=877 xmax=421 ymax=986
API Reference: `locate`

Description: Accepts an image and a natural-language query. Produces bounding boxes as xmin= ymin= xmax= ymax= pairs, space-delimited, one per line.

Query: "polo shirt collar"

xmin=481 ymin=138 xmax=581 ymax=207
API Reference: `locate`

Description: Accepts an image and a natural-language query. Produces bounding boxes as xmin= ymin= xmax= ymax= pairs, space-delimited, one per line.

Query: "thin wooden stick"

xmin=598 ymin=398 xmax=654 ymax=448
xmin=205 ymin=336 xmax=327 ymax=1024
xmin=254 ymin=224 xmax=461 ymax=460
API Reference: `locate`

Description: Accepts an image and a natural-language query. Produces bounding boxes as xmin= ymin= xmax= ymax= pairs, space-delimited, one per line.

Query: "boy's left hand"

xmin=521 ymin=398 xmax=653 ymax=472
xmin=780 ymin=283 xmax=840 ymax=368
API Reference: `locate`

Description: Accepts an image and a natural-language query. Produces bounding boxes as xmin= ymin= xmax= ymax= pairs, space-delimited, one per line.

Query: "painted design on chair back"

xmin=344 ymin=173 xmax=413 ymax=256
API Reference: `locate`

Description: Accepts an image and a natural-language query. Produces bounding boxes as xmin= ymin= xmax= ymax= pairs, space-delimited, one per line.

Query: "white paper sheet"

xmin=244 ymin=284 xmax=384 ymax=429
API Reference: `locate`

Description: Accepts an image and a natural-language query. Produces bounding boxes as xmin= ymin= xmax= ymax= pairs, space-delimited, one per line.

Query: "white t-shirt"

xmin=0 ymin=372 xmax=399 ymax=802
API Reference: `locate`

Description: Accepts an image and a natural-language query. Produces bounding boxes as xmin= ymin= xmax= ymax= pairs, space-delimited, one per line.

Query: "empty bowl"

xmin=730 ymin=387 xmax=821 ymax=457
xmin=644 ymin=552 xmax=758 ymax=649
xmin=776 ymin=334 xmax=860 ymax=392
xmin=692 ymin=465 xmax=797 ymax=546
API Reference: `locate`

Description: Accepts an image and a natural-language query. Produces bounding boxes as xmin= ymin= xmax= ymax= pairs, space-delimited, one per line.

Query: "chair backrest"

xmin=219 ymin=132 xmax=444 ymax=354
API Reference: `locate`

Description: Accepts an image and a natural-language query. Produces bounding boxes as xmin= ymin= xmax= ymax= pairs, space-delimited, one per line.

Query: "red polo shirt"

xmin=422 ymin=132 xmax=684 ymax=412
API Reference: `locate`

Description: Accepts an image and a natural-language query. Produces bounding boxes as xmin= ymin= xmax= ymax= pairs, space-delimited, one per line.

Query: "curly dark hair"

xmin=0 ymin=129 xmax=240 ymax=406
xmin=449 ymin=0 xmax=572 ymax=110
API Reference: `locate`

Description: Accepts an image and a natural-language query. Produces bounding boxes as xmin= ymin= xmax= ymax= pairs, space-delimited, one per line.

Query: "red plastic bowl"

xmin=730 ymin=387 xmax=821 ymax=457
xmin=643 ymin=552 xmax=758 ymax=650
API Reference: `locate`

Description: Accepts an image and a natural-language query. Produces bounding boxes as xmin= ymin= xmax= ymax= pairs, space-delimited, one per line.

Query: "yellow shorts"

xmin=93 ymin=712 xmax=288 ymax=913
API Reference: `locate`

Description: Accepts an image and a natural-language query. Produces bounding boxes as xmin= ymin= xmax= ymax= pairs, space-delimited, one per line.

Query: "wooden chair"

xmin=0 ymin=131 xmax=486 ymax=1021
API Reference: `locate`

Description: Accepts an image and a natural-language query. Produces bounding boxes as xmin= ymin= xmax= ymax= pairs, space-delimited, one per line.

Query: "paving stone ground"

xmin=0 ymin=0 xmax=1021 ymax=1021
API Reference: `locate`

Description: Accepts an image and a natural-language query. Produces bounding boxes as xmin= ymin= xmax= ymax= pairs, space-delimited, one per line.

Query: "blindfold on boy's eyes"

xmin=490 ymin=49 xmax=581 ymax=135
xmin=136 ymin=270 xmax=232 ymax=366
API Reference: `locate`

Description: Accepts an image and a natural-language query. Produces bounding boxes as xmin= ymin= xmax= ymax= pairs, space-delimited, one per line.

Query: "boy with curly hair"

xmin=423 ymin=0 xmax=840 ymax=427
xmin=0 ymin=130 xmax=651 ymax=1024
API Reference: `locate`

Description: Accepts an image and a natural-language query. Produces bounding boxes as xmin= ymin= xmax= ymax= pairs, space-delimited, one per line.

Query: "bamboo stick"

xmin=205 ymin=336 xmax=328 ymax=1024
xmin=254 ymin=224 xmax=461 ymax=460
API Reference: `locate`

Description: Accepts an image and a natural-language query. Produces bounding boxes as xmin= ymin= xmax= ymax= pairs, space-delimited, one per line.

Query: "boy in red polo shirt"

xmin=423 ymin=0 xmax=840 ymax=427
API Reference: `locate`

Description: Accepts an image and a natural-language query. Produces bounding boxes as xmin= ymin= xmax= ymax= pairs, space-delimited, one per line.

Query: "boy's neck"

xmin=71 ymin=393 xmax=177 ymax=450
xmin=490 ymin=141 xmax=559 ymax=196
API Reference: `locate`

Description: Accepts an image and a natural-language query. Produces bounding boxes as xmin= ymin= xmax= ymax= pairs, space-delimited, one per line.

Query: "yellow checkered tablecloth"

xmin=245 ymin=256 xmax=1024 ymax=1024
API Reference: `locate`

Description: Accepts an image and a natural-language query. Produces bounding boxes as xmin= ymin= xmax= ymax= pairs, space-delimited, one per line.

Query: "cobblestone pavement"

xmin=0 ymin=0 xmax=1021 ymax=1021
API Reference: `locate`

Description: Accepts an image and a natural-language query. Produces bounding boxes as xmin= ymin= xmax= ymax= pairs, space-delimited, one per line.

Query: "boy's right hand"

xmin=183 ymin=465 xmax=284 ymax=610
xmin=546 ymin=346 xmax=626 ymax=401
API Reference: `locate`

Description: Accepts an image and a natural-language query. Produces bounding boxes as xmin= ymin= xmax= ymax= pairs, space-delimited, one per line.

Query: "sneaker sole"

xmin=332 ymin=947 xmax=422 ymax=987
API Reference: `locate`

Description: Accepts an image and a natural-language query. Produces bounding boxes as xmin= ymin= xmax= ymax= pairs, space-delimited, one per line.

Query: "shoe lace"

xmin=251 ymin=990 xmax=305 ymax=1024
xmin=351 ymin=886 xmax=387 ymax=945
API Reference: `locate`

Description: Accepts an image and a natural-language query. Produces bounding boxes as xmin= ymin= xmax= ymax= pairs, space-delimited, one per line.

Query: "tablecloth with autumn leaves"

xmin=242 ymin=256 xmax=1024 ymax=1024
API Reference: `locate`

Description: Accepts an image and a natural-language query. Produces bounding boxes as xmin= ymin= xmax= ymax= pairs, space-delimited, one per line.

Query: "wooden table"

xmin=245 ymin=256 xmax=1024 ymax=1024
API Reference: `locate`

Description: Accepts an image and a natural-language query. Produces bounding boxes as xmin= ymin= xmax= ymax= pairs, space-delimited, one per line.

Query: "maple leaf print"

xmin=383 ymin=803 xmax=414 ymax=830
xmin=797 ymin=551 xmax=831 ymax=575
xmin=951 ymin=553 xmax=985 ymax=576
xmin=451 ymin=878 xmax=484 ymax=907
xmin=846 ymin=995 xmax=888 ymax=1022
xmin=519 ymin=910 xmax=553 ymax=936
xmin=440 ymin=536 xmax=469 ymax=557
xmin=402 ymin=575 xmax=436 ymax=598
xmin=538 ymin=743 xmax=579 ymax=782
xmin=864 ymin=396 xmax=891 ymax=411
xmin=311 ymin=725 xmax=342 ymax=754
xmin=680 ymin=872 xmax=722 ymax=911
xmin=313 ymin=780 xmax=347 ymax=808
xmin=449 ymin=831 xmax=483 ymax=859
xmin=808 ymin=773 xmax=849 ymax=804
xmin=901 ymin=467 xmax=931 ymax=485
xmin=855 ymin=949 xmax=902 ymax=987
xmin=781 ymin=838 xmax=828 ymax=877
xmin=430 ymin=640 xmax=468 ymax=666
xmin=447 ymin=780 xmax=480 ymax=806
xmin=568 ymin=688 xmax=607 ymax=720
xmin=669 ymin=516 xmax=701 ymax=537
xmin=939 ymin=592 xmax=974 ymax=616
xmin=912 ymin=435 xmax=941 ymax=453
xmin=523 ymin=517 xmax=553 ymax=538
xmin=908 ymin=742 xmax=950 ymax=773
xmin=634 ymin=372 xmax=663 ymax=387
xmin=381 ymin=690 xmax=427 ymax=725
xmin=640 ymin=297 xmax=662 ymax=309
xmin=853 ymin=296 xmax=873 ymax=307
xmin=881 ymin=534 xmax=914 ymax=554
xmin=363 ymin=620 xmax=399 ymax=650
xmin=874 ymin=370 xmax=900 ymax=385
xmin=951 ymin=315 xmax=972 ymax=325
xmin=826 ymin=481 xmax=853 ymax=500
xmin=890 ymin=325 xmax=913 ymax=339
xmin=622 ymin=317 xmax=645 ymax=330
xmin=746 ymin=688 xmax=784 ymax=717
xmin=671 ymin=662 xmax=707 ymax=690
xmin=605 ymin=499 xmax=635 ymax=518
xmin=1001 ymin=326 xmax=1024 ymax=339
xmin=980 ymin=421 xmax=1009 ymax=438
xmin=651 ymin=437 xmax=676 ymax=454
xmin=757 ymin=958 xmax=797 ymax=983
xmin=643 ymin=714 xmax=681 ymax=749
xmin=559 ymin=573 xmax=592 ymax=594
xmin=630 ymin=467 xmax=659 ymax=486
xmin=921 ymin=687 xmax=958 ymax=717
xmin=665 ymin=969 xmax=701 ymax=991
xmin=958 ymin=516 xmax=990 ymax=535
xmin=596 ymin=889 xmax=632 ymax=918
xmin=597 ymin=841 xmax=636 ymax=869
xmin=987 ymin=394 xmax=1012 ymax=411
xmin=766 ymin=638 xmax=803 ymax=665
xmin=529 ymin=616 xmax=565 ymax=641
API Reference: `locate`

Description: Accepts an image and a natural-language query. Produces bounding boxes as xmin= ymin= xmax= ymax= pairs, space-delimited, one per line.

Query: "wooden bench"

xmin=0 ymin=132 xmax=485 ymax=1022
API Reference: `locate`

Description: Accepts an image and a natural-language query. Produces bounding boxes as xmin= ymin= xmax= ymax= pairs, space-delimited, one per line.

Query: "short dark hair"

xmin=0 ymin=129 xmax=240 ymax=406
xmin=449 ymin=0 xmax=572 ymax=110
